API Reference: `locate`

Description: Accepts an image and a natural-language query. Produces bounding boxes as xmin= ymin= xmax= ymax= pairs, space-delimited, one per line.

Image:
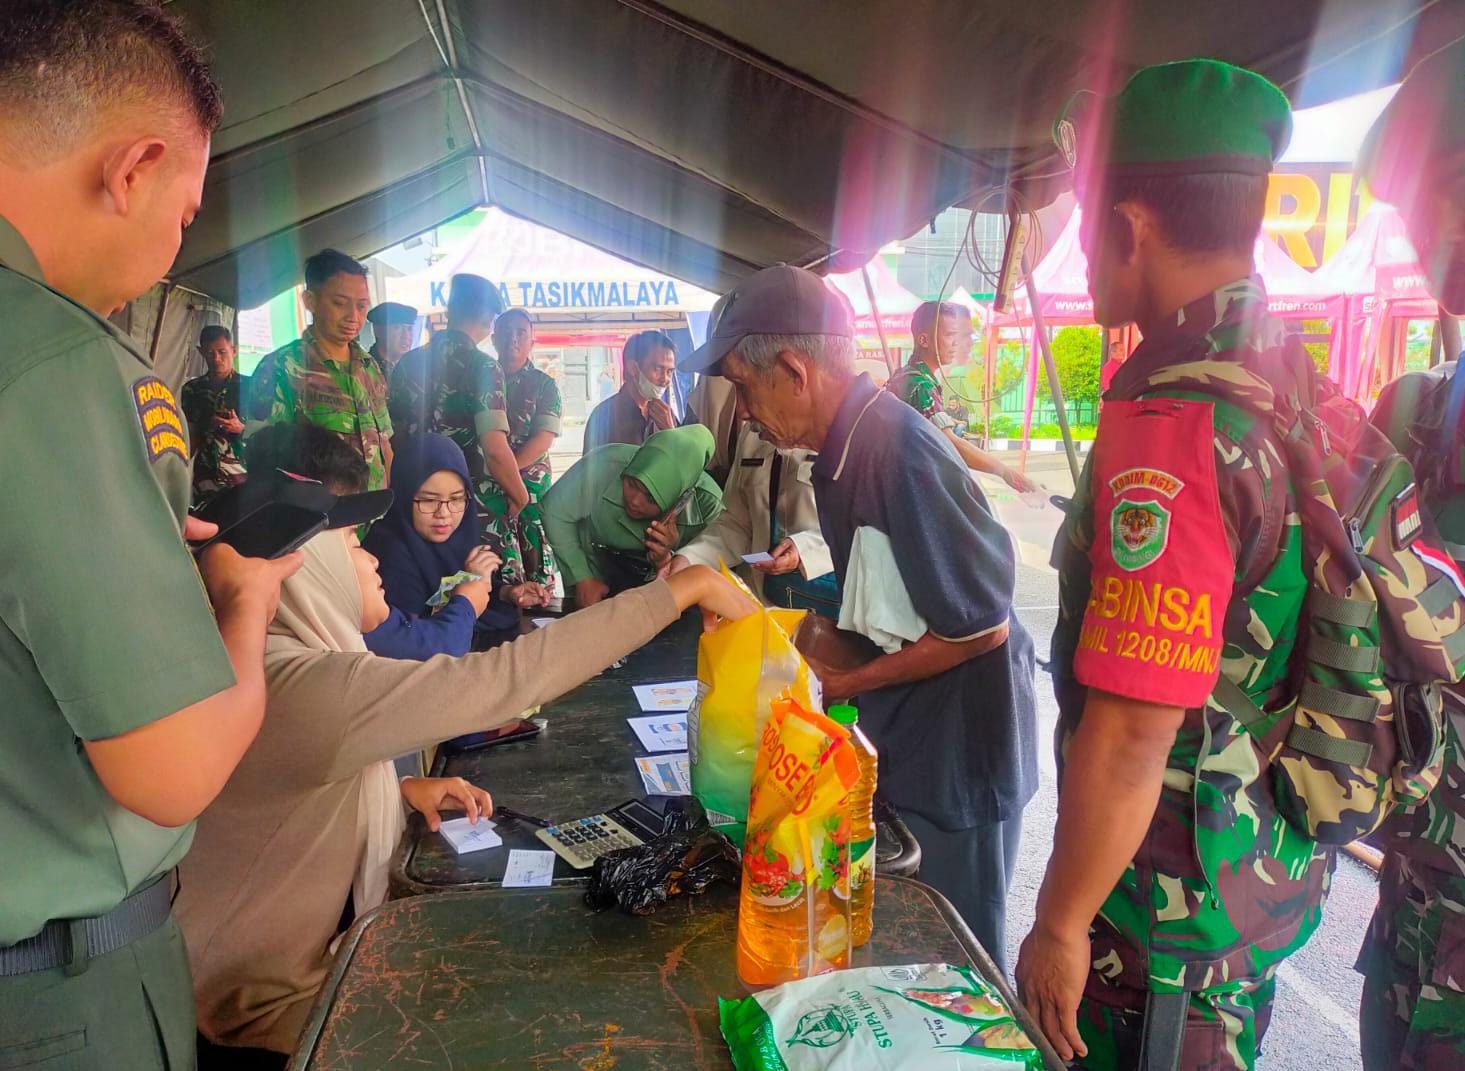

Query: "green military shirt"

xmin=389 ymin=329 xmax=508 ymax=480
xmin=887 ymin=357 xmax=960 ymax=431
xmin=263 ymin=329 xmax=393 ymax=489
xmin=1051 ymin=279 xmax=1332 ymax=992
xmin=0 ymin=215 xmax=236 ymax=946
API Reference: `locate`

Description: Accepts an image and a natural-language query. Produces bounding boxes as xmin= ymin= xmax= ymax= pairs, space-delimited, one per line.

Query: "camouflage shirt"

xmin=887 ymin=357 xmax=959 ymax=431
xmin=180 ymin=371 xmax=248 ymax=494
xmin=389 ymin=329 xmax=508 ymax=480
xmin=1052 ymin=278 xmax=1332 ymax=991
xmin=264 ymin=329 xmax=393 ymax=489
xmin=502 ymin=360 xmax=562 ymax=486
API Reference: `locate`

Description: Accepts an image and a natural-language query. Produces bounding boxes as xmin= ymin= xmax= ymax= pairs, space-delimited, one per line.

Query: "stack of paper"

xmin=438 ymin=818 xmax=502 ymax=855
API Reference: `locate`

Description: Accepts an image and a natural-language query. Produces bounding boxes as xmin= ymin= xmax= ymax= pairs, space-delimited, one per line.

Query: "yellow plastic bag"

xmin=735 ymin=697 xmax=860 ymax=987
xmin=689 ymin=566 xmax=817 ymax=842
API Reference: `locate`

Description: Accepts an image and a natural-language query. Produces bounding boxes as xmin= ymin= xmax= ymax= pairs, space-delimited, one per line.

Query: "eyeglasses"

xmin=413 ymin=496 xmax=468 ymax=516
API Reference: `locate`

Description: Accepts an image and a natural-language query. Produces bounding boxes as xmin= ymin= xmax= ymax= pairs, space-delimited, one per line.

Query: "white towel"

xmin=837 ymin=526 xmax=927 ymax=654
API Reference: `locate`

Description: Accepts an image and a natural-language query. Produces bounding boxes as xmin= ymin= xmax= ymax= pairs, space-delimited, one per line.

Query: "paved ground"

xmin=978 ymin=456 xmax=1374 ymax=1071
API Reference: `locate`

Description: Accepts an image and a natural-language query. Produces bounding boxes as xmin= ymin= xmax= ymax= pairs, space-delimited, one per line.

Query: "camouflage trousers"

xmin=475 ymin=473 xmax=554 ymax=588
xmin=1357 ymin=853 xmax=1465 ymax=1071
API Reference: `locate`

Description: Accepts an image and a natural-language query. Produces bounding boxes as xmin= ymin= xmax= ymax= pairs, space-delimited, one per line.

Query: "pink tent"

xmin=826 ymin=257 xmax=925 ymax=341
xmin=1314 ymin=204 xmax=1438 ymax=398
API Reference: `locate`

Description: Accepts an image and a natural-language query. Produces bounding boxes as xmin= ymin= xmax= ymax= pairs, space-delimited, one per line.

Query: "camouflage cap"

xmin=1359 ymin=38 xmax=1465 ymax=208
xmin=1058 ymin=59 xmax=1292 ymax=185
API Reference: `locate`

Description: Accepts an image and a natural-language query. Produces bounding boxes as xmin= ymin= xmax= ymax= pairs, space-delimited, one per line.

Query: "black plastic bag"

xmin=585 ymin=798 xmax=741 ymax=915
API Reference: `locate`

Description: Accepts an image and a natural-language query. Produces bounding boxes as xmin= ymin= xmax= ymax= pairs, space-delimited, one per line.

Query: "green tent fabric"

xmin=169 ymin=0 xmax=1462 ymax=308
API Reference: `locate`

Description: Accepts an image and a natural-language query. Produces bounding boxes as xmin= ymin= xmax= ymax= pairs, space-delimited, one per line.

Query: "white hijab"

xmin=266 ymin=532 xmax=405 ymax=915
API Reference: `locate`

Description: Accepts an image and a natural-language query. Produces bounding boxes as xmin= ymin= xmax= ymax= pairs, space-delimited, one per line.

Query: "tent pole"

xmin=860 ymin=265 xmax=895 ymax=372
xmin=1023 ymin=257 xmax=1081 ymax=484
xmin=983 ymin=323 xmax=995 ymax=444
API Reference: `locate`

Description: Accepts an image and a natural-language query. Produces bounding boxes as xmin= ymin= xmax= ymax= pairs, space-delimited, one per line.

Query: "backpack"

xmin=1122 ymin=339 xmax=1465 ymax=846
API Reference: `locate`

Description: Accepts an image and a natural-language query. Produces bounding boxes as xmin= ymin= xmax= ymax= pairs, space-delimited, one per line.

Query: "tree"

xmin=1038 ymin=326 xmax=1102 ymax=409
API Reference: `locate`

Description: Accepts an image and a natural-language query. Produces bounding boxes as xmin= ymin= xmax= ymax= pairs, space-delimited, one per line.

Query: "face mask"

xmin=633 ymin=366 xmax=664 ymax=402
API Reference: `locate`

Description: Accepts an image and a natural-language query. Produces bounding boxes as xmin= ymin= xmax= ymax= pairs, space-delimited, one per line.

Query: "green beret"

xmin=1059 ymin=59 xmax=1292 ymax=181
xmin=366 ymin=301 xmax=418 ymax=328
xmin=1359 ymin=39 xmax=1465 ymax=207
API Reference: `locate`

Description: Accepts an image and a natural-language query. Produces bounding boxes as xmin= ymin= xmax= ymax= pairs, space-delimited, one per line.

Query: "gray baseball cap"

xmin=680 ymin=264 xmax=855 ymax=375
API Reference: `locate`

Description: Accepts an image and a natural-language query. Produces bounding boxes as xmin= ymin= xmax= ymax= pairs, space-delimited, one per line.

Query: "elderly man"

xmin=680 ymin=265 xmax=1038 ymax=973
xmin=1356 ymin=40 xmax=1465 ymax=1071
xmin=365 ymin=301 xmax=418 ymax=381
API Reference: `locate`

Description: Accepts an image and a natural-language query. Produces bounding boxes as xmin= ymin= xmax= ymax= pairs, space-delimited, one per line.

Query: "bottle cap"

xmin=828 ymin=703 xmax=859 ymax=726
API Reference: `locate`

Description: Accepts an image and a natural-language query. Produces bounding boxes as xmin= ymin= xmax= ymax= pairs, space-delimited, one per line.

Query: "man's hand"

xmin=754 ymin=537 xmax=802 ymax=576
xmin=214 ymin=409 xmax=245 ymax=436
xmin=804 ymin=653 xmax=853 ymax=701
xmin=197 ymin=543 xmax=304 ymax=623
xmin=508 ymin=487 xmax=530 ymax=517
xmin=1016 ymin=923 xmax=1091 ymax=1063
xmin=643 ymin=516 xmax=680 ymax=565
xmin=464 ymin=545 xmax=502 ymax=581
xmin=646 ymin=397 xmax=677 ymax=431
xmin=451 ymin=577 xmax=493 ymax=616
xmin=503 ymin=582 xmax=552 ymax=608
xmin=184 ymin=516 xmax=219 ymax=543
xmin=666 ymin=554 xmax=694 ymax=576
xmin=1002 ymin=466 xmax=1040 ymax=493
xmin=399 ymin=776 xmax=493 ymax=833
xmin=575 ymin=577 xmax=611 ymax=607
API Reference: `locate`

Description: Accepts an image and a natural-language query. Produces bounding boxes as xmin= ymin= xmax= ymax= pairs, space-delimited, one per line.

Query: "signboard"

xmin=426 ymin=278 xmax=685 ymax=312
xmin=1265 ymin=167 xmax=1376 ymax=269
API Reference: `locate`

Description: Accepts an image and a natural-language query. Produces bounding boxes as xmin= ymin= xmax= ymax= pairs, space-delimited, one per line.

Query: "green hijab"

xmin=590 ymin=425 xmax=717 ymax=548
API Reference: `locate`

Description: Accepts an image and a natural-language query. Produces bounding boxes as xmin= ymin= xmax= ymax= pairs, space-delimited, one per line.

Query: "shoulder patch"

xmin=1391 ymin=483 xmax=1422 ymax=548
xmin=132 ymin=376 xmax=187 ymax=462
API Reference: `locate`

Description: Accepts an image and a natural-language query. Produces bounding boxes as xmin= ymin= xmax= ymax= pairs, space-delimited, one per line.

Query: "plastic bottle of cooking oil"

xmin=829 ymin=703 xmax=877 ymax=946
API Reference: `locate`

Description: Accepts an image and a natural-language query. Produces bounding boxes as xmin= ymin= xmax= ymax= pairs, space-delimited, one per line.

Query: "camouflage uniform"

xmin=389 ymin=329 xmax=511 ymax=539
xmin=475 ymin=361 xmax=562 ymax=586
xmin=887 ymin=357 xmax=961 ymax=431
xmin=1051 ymin=279 xmax=1333 ymax=1070
xmin=263 ymin=329 xmax=393 ymax=489
xmin=179 ymin=370 xmax=248 ymax=499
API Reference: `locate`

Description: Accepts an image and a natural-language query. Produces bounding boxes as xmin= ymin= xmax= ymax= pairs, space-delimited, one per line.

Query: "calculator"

xmin=536 ymin=815 xmax=645 ymax=869
xmin=533 ymin=799 xmax=679 ymax=869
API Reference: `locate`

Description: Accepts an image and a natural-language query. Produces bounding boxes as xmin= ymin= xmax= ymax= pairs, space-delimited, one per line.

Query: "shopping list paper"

xmin=627 ymin=715 xmax=687 ymax=753
xmin=635 ymin=752 xmax=692 ymax=796
xmin=502 ymin=849 xmax=556 ymax=888
xmin=632 ymin=679 xmax=697 ymax=712
xmin=438 ymin=817 xmax=501 ymax=855
xmin=741 ymin=551 xmax=775 ymax=565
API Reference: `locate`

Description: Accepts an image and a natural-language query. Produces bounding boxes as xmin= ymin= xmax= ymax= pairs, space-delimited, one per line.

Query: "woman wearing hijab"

xmin=361 ymin=434 xmax=535 ymax=659
xmin=177 ymin=518 xmax=755 ymax=1063
xmin=541 ymin=424 xmax=724 ymax=608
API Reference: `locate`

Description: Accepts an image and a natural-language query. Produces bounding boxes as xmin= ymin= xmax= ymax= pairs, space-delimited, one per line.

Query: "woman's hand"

xmin=575 ymin=577 xmax=611 ymax=608
xmin=464 ymin=545 xmax=502 ymax=580
xmin=399 ymin=776 xmax=493 ymax=833
xmin=451 ymin=577 xmax=492 ymax=616
xmin=664 ymin=564 xmax=758 ymax=631
xmin=753 ymin=537 xmax=802 ymax=576
xmin=643 ymin=516 xmax=680 ymax=565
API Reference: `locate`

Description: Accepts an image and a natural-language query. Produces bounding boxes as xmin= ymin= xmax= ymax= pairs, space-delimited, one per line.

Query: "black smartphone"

xmin=203 ymin=503 xmax=328 ymax=560
xmin=659 ymin=486 xmax=696 ymax=524
xmin=444 ymin=719 xmax=543 ymax=752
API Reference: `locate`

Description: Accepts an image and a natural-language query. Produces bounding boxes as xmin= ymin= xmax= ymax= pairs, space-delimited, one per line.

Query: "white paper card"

xmin=437 ymin=817 xmax=501 ymax=855
xmin=632 ymin=679 xmax=698 ymax=712
xmin=741 ymin=551 xmax=775 ymax=565
xmin=627 ymin=715 xmax=687 ymax=752
xmin=531 ymin=617 xmax=555 ymax=629
xmin=502 ymin=849 xmax=556 ymax=887
xmin=635 ymin=753 xmax=692 ymax=796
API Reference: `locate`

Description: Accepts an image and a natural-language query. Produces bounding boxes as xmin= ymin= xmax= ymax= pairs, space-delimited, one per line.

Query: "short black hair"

xmin=1101 ymin=172 xmax=1266 ymax=257
xmin=623 ymin=330 xmax=676 ymax=371
xmin=199 ymin=324 xmax=232 ymax=347
xmin=0 ymin=1 xmax=221 ymax=163
xmin=303 ymin=249 xmax=368 ymax=292
xmin=244 ymin=424 xmax=368 ymax=496
xmin=911 ymin=301 xmax=969 ymax=338
xmin=495 ymin=308 xmax=533 ymax=330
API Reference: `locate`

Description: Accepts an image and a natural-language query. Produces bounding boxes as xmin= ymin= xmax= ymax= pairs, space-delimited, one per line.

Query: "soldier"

xmin=1356 ymin=39 xmax=1465 ymax=1071
xmin=1016 ymin=61 xmax=1331 ymax=1069
xmin=479 ymin=308 xmax=560 ymax=598
xmin=181 ymin=324 xmax=249 ymax=501
xmin=364 ymin=300 xmax=418 ymax=381
xmin=0 ymin=2 xmax=299 ymax=1064
xmin=390 ymin=273 xmax=532 ymax=540
xmin=888 ymin=301 xmax=1038 ymax=492
xmin=260 ymin=248 xmax=394 ymax=490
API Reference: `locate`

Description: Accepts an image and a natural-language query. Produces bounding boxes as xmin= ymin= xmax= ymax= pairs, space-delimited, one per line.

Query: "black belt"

xmin=0 ymin=873 xmax=173 ymax=977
